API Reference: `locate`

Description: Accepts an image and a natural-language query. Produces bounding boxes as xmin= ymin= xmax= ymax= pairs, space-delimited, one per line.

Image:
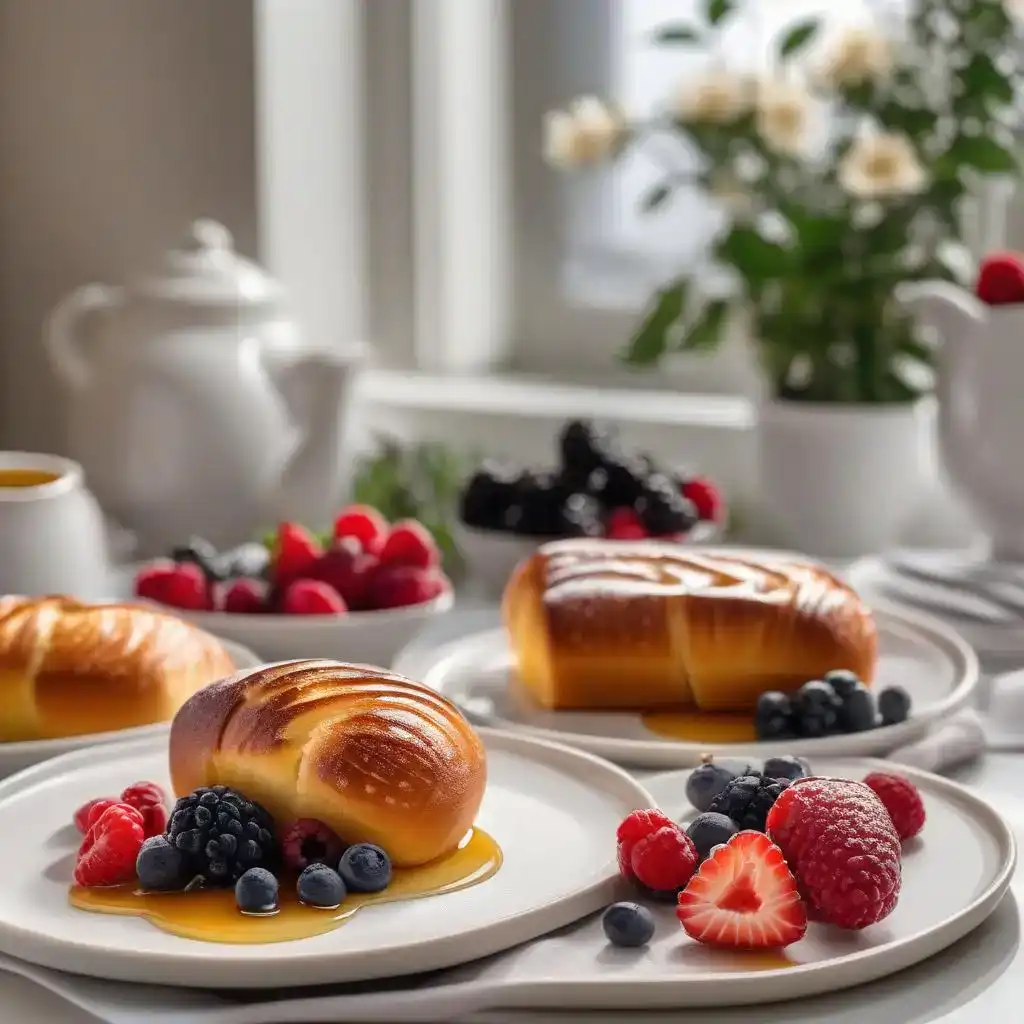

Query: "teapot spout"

xmin=270 ymin=345 xmax=367 ymax=528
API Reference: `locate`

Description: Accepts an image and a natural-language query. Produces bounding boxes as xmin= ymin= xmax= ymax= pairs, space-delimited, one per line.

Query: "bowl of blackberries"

xmin=456 ymin=419 xmax=725 ymax=594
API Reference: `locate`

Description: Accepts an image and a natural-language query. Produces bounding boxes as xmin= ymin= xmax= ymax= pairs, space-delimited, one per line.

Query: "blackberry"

xmin=556 ymin=492 xmax=603 ymax=537
xmin=167 ymin=786 xmax=278 ymax=887
xmin=459 ymin=461 xmax=520 ymax=530
xmin=558 ymin=419 xmax=619 ymax=475
xmin=635 ymin=474 xmax=698 ymax=535
xmin=708 ymin=772 xmax=791 ymax=833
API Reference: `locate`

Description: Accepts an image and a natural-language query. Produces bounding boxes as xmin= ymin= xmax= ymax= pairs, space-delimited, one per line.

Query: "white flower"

xmin=817 ymin=27 xmax=893 ymax=89
xmin=710 ymin=171 xmax=752 ymax=217
xmin=672 ymin=70 xmax=751 ymax=125
xmin=543 ymin=97 xmax=624 ymax=169
xmin=838 ymin=132 xmax=927 ymax=200
xmin=1004 ymin=0 xmax=1024 ymax=21
xmin=756 ymin=79 xmax=814 ymax=158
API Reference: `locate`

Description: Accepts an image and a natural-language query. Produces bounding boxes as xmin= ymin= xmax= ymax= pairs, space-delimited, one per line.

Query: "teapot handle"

xmin=44 ymin=284 xmax=123 ymax=390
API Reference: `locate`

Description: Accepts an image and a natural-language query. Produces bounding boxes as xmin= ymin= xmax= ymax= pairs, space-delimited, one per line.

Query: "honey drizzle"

xmin=69 ymin=827 xmax=502 ymax=944
xmin=641 ymin=708 xmax=757 ymax=743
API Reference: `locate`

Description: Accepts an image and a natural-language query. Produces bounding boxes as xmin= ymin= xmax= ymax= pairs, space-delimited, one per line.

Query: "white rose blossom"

xmin=817 ymin=27 xmax=894 ymax=89
xmin=756 ymin=79 xmax=814 ymax=158
xmin=672 ymin=70 xmax=751 ymax=125
xmin=1004 ymin=0 xmax=1024 ymax=21
xmin=543 ymin=97 xmax=624 ymax=169
xmin=838 ymin=132 xmax=927 ymax=200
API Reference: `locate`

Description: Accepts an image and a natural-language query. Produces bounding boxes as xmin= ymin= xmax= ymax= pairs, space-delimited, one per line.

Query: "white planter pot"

xmin=756 ymin=400 xmax=927 ymax=560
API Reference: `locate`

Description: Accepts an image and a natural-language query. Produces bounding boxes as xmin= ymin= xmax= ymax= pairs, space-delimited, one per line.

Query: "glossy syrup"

xmin=69 ymin=828 xmax=502 ymax=944
xmin=641 ymin=708 xmax=757 ymax=743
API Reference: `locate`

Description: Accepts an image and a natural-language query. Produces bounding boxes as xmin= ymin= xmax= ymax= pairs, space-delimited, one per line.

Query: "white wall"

xmin=0 ymin=0 xmax=257 ymax=453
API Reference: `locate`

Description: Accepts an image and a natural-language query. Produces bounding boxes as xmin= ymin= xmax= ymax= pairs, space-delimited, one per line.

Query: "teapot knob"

xmin=181 ymin=219 xmax=234 ymax=254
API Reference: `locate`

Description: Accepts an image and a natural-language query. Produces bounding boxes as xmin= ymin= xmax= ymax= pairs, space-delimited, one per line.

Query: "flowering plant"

xmin=545 ymin=0 xmax=1024 ymax=403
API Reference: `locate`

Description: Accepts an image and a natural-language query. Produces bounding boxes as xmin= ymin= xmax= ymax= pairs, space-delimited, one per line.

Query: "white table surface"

xmin=3 ymin=601 xmax=1023 ymax=1023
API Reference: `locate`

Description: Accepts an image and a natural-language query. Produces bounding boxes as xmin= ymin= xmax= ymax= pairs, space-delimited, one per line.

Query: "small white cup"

xmin=0 ymin=452 xmax=111 ymax=599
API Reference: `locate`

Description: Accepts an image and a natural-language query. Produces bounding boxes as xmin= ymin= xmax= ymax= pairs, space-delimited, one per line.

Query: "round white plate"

xmin=0 ymin=638 xmax=262 ymax=778
xmin=393 ymin=604 xmax=980 ymax=768
xmin=0 ymin=728 xmax=652 ymax=989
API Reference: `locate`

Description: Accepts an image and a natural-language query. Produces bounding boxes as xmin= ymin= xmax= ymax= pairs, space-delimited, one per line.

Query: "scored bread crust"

xmin=0 ymin=595 xmax=236 ymax=741
xmin=168 ymin=659 xmax=488 ymax=867
xmin=502 ymin=540 xmax=877 ymax=711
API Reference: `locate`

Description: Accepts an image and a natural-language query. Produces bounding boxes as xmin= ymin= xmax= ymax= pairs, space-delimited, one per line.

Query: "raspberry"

xmin=272 ymin=522 xmax=322 ymax=586
xmin=630 ymin=825 xmax=699 ymax=892
xmin=862 ymin=772 xmax=926 ymax=841
xmin=134 ymin=561 xmax=211 ymax=611
xmin=121 ymin=781 xmax=169 ymax=839
xmin=366 ymin=565 xmax=449 ymax=610
xmin=379 ymin=520 xmax=440 ymax=569
xmin=311 ymin=538 xmax=380 ymax=609
xmin=281 ymin=579 xmax=347 ymax=615
xmin=73 ymin=797 xmax=117 ymax=834
xmin=766 ymin=777 xmax=901 ymax=930
xmin=74 ymin=804 xmax=146 ymax=887
xmin=976 ymin=252 xmax=1024 ymax=306
xmin=615 ymin=808 xmax=677 ymax=880
xmin=333 ymin=505 xmax=389 ymax=556
xmin=281 ymin=818 xmax=346 ymax=872
xmin=681 ymin=476 xmax=723 ymax=522
xmin=221 ymin=578 xmax=268 ymax=614
xmin=605 ymin=507 xmax=648 ymax=540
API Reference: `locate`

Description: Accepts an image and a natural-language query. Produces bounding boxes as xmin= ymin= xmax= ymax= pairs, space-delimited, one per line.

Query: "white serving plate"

xmin=0 ymin=758 xmax=1013 ymax=1018
xmin=0 ymin=728 xmax=652 ymax=990
xmin=0 ymin=638 xmax=262 ymax=778
xmin=393 ymin=604 xmax=979 ymax=769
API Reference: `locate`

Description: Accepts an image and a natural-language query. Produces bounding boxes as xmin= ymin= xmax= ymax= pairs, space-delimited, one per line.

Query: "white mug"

xmin=0 ymin=452 xmax=111 ymax=599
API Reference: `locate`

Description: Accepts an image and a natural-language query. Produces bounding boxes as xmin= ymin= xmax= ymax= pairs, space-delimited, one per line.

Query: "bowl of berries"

xmin=456 ymin=420 xmax=725 ymax=595
xmin=132 ymin=505 xmax=454 ymax=667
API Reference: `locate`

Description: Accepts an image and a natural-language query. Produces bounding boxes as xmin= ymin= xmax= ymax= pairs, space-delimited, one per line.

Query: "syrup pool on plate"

xmin=641 ymin=709 xmax=757 ymax=743
xmin=70 ymin=828 xmax=502 ymax=944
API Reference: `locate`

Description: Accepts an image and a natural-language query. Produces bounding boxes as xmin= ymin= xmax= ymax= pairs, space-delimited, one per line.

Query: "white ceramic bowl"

xmin=454 ymin=520 xmax=723 ymax=599
xmin=141 ymin=586 xmax=455 ymax=668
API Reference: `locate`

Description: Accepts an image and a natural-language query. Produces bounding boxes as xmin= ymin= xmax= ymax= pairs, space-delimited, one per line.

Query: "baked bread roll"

xmin=0 ymin=595 xmax=236 ymax=741
xmin=503 ymin=541 xmax=877 ymax=711
xmin=169 ymin=660 xmax=487 ymax=867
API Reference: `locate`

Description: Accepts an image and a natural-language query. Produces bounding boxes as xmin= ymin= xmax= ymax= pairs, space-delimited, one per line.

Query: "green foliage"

xmin=611 ymin=0 xmax=1024 ymax=403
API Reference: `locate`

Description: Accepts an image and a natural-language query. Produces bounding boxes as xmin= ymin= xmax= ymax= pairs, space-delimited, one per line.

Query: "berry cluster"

xmin=755 ymin=670 xmax=911 ymax=741
xmin=71 ymin=782 xmax=395 ymax=919
xmin=133 ymin=505 xmax=449 ymax=616
xmin=603 ymin=760 xmax=926 ymax=951
xmin=459 ymin=419 xmax=722 ymax=541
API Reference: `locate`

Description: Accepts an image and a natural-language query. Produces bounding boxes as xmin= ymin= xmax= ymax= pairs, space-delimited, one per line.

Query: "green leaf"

xmin=961 ymin=53 xmax=1015 ymax=106
xmin=779 ymin=19 xmax=819 ymax=59
xmin=681 ymin=300 xmax=729 ymax=352
xmin=641 ymin=182 xmax=673 ymax=212
xmin=715 ymin=226 xmax=791 ymax=284
xmin=705 ymin=0 xmax=733 ymax=26
xmin=944 ymin=135 xmax=1019 ymax=174
xmin=622 ymin=282 xmax=688 ymax=366
xmin=897 ymin=337 xmax=934 ymax=365
xmin=653 ymin=24 xmax=702 ymax=44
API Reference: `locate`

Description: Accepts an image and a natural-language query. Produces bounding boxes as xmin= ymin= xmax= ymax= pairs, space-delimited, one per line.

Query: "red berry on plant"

xmin=280 ymin=578 xmax=348 ymax=615
xmin=74 ymin=804 xmax=146 ymax=887
xmin=379 ymin=520 xmax=440 ymax=569
xmin=333 ymin=505 xmax=389 ymax=556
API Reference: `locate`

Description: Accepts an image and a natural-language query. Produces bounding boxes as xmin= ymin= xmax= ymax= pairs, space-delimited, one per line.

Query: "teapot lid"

xmin=130 ymin=220 xmax=283 ymax=307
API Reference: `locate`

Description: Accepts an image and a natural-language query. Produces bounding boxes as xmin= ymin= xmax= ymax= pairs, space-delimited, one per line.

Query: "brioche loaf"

xmin=0 ymin=595 xmax=236 ymax=741
xmin=503 ymin=541 xmax=877 ymax=711
xmin=169 ymin=660 xmax=487 ymax=867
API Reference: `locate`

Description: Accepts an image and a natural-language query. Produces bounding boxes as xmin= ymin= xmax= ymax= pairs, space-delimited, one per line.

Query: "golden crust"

xmin=503 ymin=540 xmax=877 ymax=711
xmin=168 ymin=660 xmax=487 ymax=867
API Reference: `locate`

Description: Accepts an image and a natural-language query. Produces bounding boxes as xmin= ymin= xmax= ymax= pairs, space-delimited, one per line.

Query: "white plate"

xmin=393 ymin=604 xmax=980 ymax=768
xmin=0 ymin=638 xmax=262 ymax=778
xmin=0 ymin=728 xmax=652 ymax=990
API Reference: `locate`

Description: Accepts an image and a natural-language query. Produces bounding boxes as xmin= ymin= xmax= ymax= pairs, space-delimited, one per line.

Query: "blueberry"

xmin=878 ymin=686 xmax=912 ymax=726
xmin=297 ymin=863 xmax=346 ymax=908
xmin=235 ymin=867 xmax=279 ymax=913
xmin=762 ymin=755 xmax=811 ymax=782
xmin=793 ymin=681 xmax=843 ymax=738
xmin=136 ymin=835 xmax=185 ymax=891
xmin=685 ymin=758 xmax=754 ymax=812
xmin=601 ymin=902 xmax=655 ymax=948
xmin=824 ymin=669 xmax=861 ymax=698
xmin=754 ymin=691 xmax=796 ymax=740
xmin=685 ymin=812 xmax=739 ymax=859
xmin=839 ymin=684 xmax=877 ymax=733
xmin=338 ymin=843 xmax=392 ymax=893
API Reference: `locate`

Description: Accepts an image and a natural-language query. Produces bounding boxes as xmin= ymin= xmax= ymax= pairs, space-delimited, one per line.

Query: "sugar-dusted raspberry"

xmin=74 ymin=804 xmax=146 ymax=887
xmin=766 ymin=777 xmax=901 ymax=930
xmin=615 ymin=808 xmax=677 ymax=881
xmin=862 ymin=771 xmax=926 ymax=841
xmin=630 ymin=825 xmax=699 ymax=892
xmin=120 ymin=781 xmax=169 ymax=839
xmin=73 ymin=797 xmax=117 ymax=834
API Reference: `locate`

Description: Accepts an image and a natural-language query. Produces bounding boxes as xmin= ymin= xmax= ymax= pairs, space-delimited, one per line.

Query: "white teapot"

xmin=898 ymin=279 xmax=1024 ymax=561
xmin=45 ymin=220 xmax=364 ymax=557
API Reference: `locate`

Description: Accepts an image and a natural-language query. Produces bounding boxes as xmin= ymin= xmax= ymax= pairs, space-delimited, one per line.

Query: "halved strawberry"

xmin=676 ymin=831 xmax=806 ymax=949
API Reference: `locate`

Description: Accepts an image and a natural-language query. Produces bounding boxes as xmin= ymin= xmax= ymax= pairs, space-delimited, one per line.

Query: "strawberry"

xmin=333 ymin=505 xmax=389 ymax=556
xmin=271 ymin=523 xmax=322 ymax=586
xmin=134 ymin=561 xmax=211 ymax=610
xmin=681 ymin=476 xmax=723 ymax=522
xmin=311 ymin=537 xmax=380 ymax=609
xmin=976 ymin=251 xmax=1024 ymax=306
xmin=676 ymin=831 xmax=807 ymax=949
xmin=280 ymin=578 xmax=347 ymax=615
xmin=379 ymin=520 xmax=440 ymax=569
xmin=606 ymin=507 xmax=648 ymax=540
xmin=366 ymin=565 xmax=449 ymax=610
xmin=220 ymin=578 xmax=268 ymax=614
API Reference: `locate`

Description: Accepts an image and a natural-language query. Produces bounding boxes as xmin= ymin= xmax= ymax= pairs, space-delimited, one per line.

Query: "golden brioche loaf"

xmin=503 ymin=541 xmax=877 ymax=711
xmin=0 ymin=595 xmax=237 ymax=741
xmin=168 ymin=660 xmax=487 ymax=867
